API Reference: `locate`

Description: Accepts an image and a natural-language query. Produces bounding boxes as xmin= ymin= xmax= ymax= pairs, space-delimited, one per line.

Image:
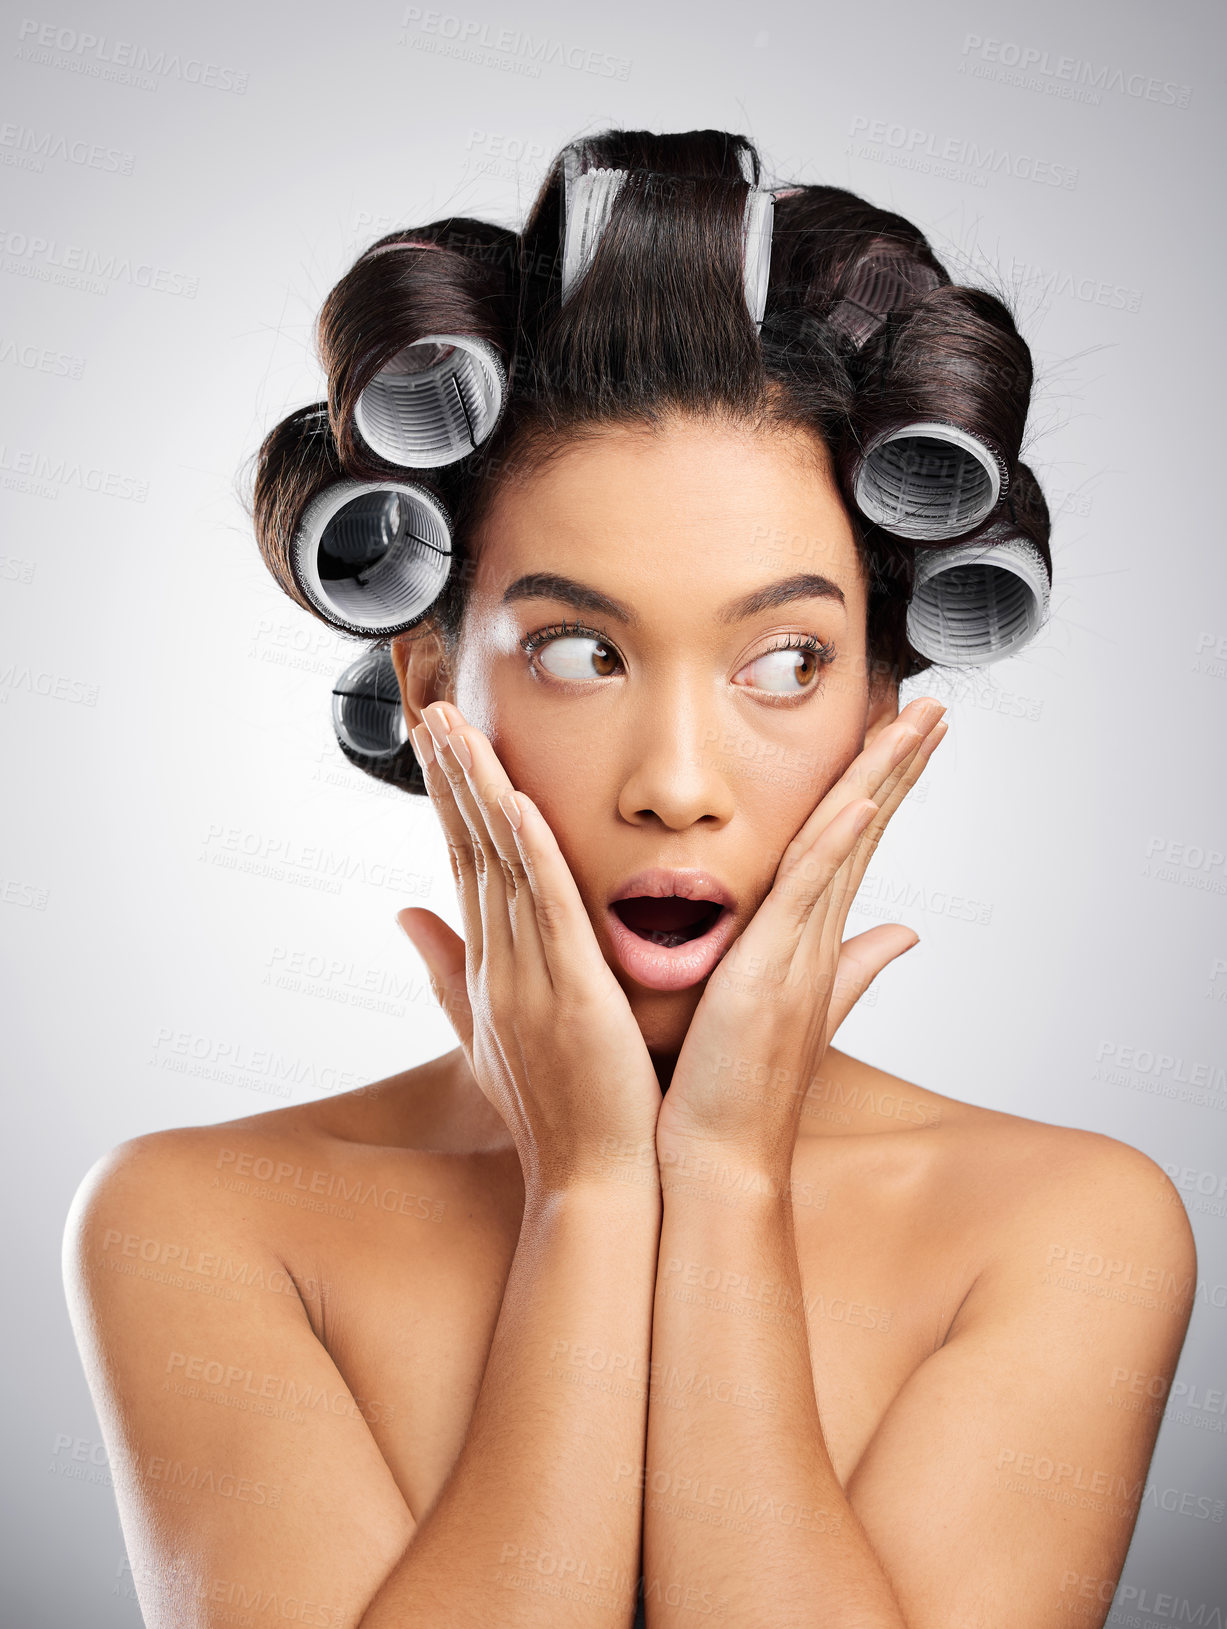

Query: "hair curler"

xmin=353 ymin=334 xmax=506 ymax=468
xmin=742 ymin=188 xmax=775 ymax=331
xmin=560 ymin=147 xmax=775 ymax=329
xmin=825 ymin=250 xmax=943 ymax=350
xmin=561 ymin=159 xmax=627 ymax=299
xmin=331 ymin=645 xmax=423 ymax=793
xmin=851 ymin=420 xmax=1007 ymax=542
xmin=905 ymin=523 xmax=1050 ymax=666
xmin=290 ymin=479 xmax=452 ymax=638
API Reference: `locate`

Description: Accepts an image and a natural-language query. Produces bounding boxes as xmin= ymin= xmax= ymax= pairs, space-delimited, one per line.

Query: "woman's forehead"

xmin=473 ymin=417 xmax=863 ymax=595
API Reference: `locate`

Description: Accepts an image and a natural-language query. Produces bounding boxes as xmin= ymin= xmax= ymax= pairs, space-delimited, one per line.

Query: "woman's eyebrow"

xmin=502 ymin=572 xmax=633 ymax=622
xmin=501 ymin=571 xmax=846 ymax=628
xmin=720 ymin=573 xmax=846 ymax=622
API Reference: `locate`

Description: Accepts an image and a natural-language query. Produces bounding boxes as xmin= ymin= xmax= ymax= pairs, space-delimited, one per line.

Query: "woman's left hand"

xmin=655 ymin=696 xmax=948 ymax=1180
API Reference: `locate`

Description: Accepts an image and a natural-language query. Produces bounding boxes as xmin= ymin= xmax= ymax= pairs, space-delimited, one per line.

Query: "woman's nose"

xmin=614 ymin=690 xmax=737 ymax=830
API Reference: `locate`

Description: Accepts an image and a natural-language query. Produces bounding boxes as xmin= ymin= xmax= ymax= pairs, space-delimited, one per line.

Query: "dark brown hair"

xmin=250 ymin=127 xmax=1050 ymax=781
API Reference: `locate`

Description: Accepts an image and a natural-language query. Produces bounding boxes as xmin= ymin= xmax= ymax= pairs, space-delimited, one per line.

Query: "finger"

xmin=728 ymin=795 xmax=879 ymax=977
xmin=424 ymin=702 xmax=517 ymax=976
xmin=427 ymin=703 xmax=550 ymax=989
xmin=811 ymin=717 xmax=947 ymax=971
xmin=826 ymin=717 xmax=948 ymax=930
xmin=427 ymin=706 xmax=615 ymax=1000
xmin=737 ymin=705 xmax=944 ymax=1007
xmin=866 ymin=714 xmax=948 ymax=827
xmin=413 ymin=718 xmax=485 ymax=973
xmin=782 ymin=697 xmax=946 ymax=870
xmin=497 ymin=788 xmax=623 ymax=998
xmin=831 ymin=696 xmax=944 ymax=814
xmin=396 ymin=906 xmax=475 ymax=1053
xmin=823 ymin=923 xmax=920 ymax=1039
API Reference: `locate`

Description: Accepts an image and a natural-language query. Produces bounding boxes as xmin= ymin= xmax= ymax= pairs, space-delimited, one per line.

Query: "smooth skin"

xmin=64 ymin=414 xmax=1195 ymax=1629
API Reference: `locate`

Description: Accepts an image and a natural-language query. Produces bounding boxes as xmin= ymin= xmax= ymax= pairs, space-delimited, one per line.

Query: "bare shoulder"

xmin=63 ymin=1052 xmax=485 ymax=1278
xmin=61 ymin=1082 xmax=440 ymax=1626
xmin=833 ymin=1084 xmax=1199 ymax=1620
xmin=61 ymin=1107 xmax=328 ymax=1338
xmin=949 ymin=1098 xmax=1195 ymax=1273
xmin=918 ymin=1095 xmax=1199 ymax=1366
xmin=826 ymin=1048 xmax=1196 ymax=1320
xmin=64 ymin=1117 xmax=256 ymax=1260
xmin=63 ymin=1098 xmax=345 ymax=1251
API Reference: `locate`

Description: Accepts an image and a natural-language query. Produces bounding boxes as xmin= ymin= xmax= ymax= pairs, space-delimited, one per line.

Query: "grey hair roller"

xmin=906 ymin=528 xmax=1050 ymax=666
xmin=852 ymin=420 xmax=1007 ymax=542
xmin=291 ymin=479 xmax=452 ymax=638
xmin=353 ymin=334 xmax=506 ymax=468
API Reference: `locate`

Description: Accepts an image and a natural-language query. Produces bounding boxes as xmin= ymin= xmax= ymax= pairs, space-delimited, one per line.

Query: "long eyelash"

xmin=519 ymin=619 xmax=620 ymax=659
xmin=761 ymin=633 xmax=838 ymax=665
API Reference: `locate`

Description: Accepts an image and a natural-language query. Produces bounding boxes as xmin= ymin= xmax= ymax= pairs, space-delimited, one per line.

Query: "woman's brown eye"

xmin=737 ymin=646 xmax=822 ymax=694
xmin=536 ymin=636 xmax=620 ymax=680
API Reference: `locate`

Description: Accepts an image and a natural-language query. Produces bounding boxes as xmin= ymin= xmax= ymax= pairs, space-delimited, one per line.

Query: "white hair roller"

xmin=354 ymin=334 xmax=506 ymax=469
xmin=560 ymin=147 xmax=774 ymax=329
xmin=906 ymin=531 xmax=1051 ymax=666
xmin=853 ymin=420 xmax=1006 ymax=542
xmin=741 ymin=188 xmax=774 ymax=330
xmin=291 ymin=479 xmax=452 ymax=638
xmin=561 ymin=153 xmax=628 ymax=298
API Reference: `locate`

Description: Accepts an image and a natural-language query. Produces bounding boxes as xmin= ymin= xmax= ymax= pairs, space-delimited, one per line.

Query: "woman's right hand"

xmin=396 ymin=698 xmax=663 ymax=1194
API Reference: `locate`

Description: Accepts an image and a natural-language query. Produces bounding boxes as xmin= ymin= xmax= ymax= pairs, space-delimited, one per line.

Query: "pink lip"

xmin=608 ymin=868 xmax=736 ymax=908
xmin=604 ymin=868 xmax=738 ymax=993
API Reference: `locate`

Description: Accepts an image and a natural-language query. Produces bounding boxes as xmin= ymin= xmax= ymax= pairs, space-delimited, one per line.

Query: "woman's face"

xmin=398 ymin=413 xmax=898 ymax=1061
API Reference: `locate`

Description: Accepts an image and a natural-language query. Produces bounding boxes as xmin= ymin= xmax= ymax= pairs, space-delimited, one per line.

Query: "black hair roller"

xmin=289 ymin=478 xmax=453 ymax=639
xmin=331 ymin=645 xmax=424 ymax=795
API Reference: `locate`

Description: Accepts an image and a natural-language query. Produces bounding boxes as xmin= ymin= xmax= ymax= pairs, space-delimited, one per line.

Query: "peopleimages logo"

xmin=15 ymin=19 xmax=249 ymax=94
xmin=1007 ymin=257 xmax=1143 ymax=316
xmin=846 ymin=116 xmax=1077 ymax=191
xmin=0 ymin=337 xmax=84 ymax=379
xmin=398 ymin=7 xmax=631 ymax=80
xmin=959 ymin=33 xmax=1192 ymax=109
xmin=0 ymin=122 xmax=135 ymax=176
xmin=0 ymin=227 xmax=198 ymax=298
xmin=0 ymin=442 xmax=148 ymax=501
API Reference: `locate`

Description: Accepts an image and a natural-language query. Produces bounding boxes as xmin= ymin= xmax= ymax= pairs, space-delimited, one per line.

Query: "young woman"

xmin=64 ymin=128 xmax=1195 ymax=1629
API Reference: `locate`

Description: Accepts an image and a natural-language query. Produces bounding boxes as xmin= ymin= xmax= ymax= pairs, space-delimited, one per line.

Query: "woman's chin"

xmin=626 ymin=988 xmax=702 ymax=1061
xmin=593 ymin=930 xmax=709 ymax=1060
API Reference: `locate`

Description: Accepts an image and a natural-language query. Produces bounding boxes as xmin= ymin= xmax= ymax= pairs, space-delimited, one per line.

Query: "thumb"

xmin=396 ymin=907 xmax=474 ymax=1053
xmin=825 ymin=924 xmax=919 ymax=1038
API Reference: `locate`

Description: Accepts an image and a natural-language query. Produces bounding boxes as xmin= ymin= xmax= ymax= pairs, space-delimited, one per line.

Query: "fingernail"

xmin=424 ymin=705 xmax=450 ymax=750
xmin=410 ymin=724 xmax=435 ymax=768
xmin=498 ymin=791 xmax=522 ymax=831
xmin=448 ymin=732 xmax=472 ymax=771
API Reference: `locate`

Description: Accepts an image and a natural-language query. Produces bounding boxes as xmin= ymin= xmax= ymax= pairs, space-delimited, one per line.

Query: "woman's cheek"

xmin=499 ymin=717 xmax=594 ymax=837
xmin=731 ymin=710 xmax=863 ymax=826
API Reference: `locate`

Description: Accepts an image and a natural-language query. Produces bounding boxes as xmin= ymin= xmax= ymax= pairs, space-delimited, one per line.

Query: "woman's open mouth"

xmin=604 ymin=883 xmax=738 ymax=993
xmin=611 ymin=896 xmax=724 ymax=947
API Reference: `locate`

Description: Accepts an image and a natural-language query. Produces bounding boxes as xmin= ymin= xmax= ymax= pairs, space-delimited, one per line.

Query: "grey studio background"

xmin=1 ymin=0 xmax=1224 ymax=1622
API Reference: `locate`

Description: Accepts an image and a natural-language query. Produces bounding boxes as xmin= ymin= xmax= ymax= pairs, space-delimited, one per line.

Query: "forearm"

xmin=643 ymin=1162 xmax=906 ymax=1628
xmin=361 ymin=1180 xmax=661 ymax=1629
